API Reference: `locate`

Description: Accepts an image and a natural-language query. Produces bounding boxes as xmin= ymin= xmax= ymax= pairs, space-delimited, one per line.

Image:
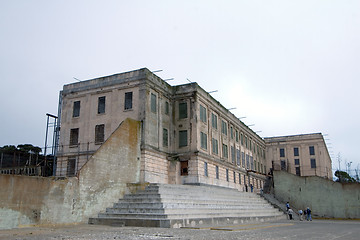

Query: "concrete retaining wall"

xmin=0 ymin=118 xmax=141 ymax=229
xmin=273 ymin=170 xmax=360 ymax=218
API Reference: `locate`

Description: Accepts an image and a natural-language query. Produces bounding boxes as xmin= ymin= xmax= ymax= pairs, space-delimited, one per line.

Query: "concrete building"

xmin=264 ymin=133 xmax=332 ymax=179
xmin=56 ymin=68 xmax=267 ymax=191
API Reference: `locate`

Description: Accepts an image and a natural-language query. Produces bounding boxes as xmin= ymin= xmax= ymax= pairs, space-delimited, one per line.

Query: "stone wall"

xmin=273 ymin=170 xmax=360 ymax=219
xmin=0 ymin=118 xmax=142 ymax=229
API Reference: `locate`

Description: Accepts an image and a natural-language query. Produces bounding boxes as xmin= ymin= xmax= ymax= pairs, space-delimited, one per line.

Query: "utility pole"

xmin=337 ymin=153 xmax=342 ymax=171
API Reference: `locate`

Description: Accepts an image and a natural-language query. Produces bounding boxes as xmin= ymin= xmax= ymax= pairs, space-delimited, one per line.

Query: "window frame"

xmin=124 ymin=92 xmax=133 ymax=110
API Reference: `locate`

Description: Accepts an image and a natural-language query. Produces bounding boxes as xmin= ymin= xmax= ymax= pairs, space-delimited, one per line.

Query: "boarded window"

xmin=70 ymin=128 xmax=79 ymax=146
xmin=151 ymin=93 xmax=157 ymax=113
xmin=67 ymin=157 xmax=76 ymax=176
xmin=179 ymin=102 xmax=187 ymax=119
xmin=98 ymin=96 xmax=106 ymax=114
xmin=73 ymin=101 xmax=80 ymax=117
xmin=95 ymin=124 xmax=105 ymax=144
xmin=200 ymin=132 xmax=207 ymax=150
xmin=179 ymin=130 xmax=188 ymax=147
xmin=163 ymin=128 xmax=168 ymax=147
xmin=124 ymin=92 xmax=133 ymax=110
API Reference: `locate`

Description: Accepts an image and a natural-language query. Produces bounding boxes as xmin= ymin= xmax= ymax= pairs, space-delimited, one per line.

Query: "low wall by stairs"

xmin=89 ymin=183 xmax=286 ymax=228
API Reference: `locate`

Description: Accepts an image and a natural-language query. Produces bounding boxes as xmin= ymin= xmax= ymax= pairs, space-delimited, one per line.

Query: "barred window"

xmin=222 ymin=144 xmax=228 ymax=159
xmin=212 ymin=138 xmax=218 ymax=155
xmin=95 ymin=124 xmax=105 ymax=144
xmin=200 ymin=132 xmax=207 ymax=150
xmin=211 ymin=113 xmax=217 ymax=129
xmin=70 ymin=128 xmax=79 ymax=146
xmin=98 ymin=96 xmax=106 ymax=114
xmin=73 ymin=101 xmax=80 ymax=117
xmin=179 ymin=102 xmax=187 ymax=119
xmin=124 ymin=92 xmax=133 ymax=110
xmin=200 ymin=104 xmax=207 ymax=123
xmin=163 ymin=128 xmax=168 ymax=147
xmin=151 ymin=93 xmax=157 ymax=113
xmin=179 ymin=130 xmax=188 ymax=147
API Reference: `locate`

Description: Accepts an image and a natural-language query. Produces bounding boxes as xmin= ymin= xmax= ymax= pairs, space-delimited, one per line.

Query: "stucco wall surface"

xmin=0 ymin=118 xmax=141 ymax=229
xmin=273 ymin=171 xmax=360 ymax=219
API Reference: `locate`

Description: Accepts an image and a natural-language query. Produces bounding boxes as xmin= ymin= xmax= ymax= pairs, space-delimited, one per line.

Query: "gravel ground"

xmin=1 ymin=219 xmax=360 ymax=240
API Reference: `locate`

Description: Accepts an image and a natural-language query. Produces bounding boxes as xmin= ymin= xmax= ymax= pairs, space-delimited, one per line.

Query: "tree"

xmin=335 ymin=170 xmax=357 ymax=183
xmin=17 ymin=144 xmax=42 ymax=154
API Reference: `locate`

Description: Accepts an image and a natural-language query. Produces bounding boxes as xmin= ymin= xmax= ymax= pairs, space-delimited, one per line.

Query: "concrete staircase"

xmin=88 ymin=183 xmax=286 ymax=228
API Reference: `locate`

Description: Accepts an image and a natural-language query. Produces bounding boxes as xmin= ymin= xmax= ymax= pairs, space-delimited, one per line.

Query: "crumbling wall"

xmin=0 ymin=118 xmax=141 ymax=229
xmin=273 ymin=170 xmax=360 ymax=219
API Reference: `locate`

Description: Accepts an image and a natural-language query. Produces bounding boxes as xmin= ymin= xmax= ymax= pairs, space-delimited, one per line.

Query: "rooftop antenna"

xmin=227 ymin=107 xmax=237 ymax=111
xmin=164 ymin=78 xmax=174 ymax=82
xmin=152 ymin=70 xmax=163 ymax=73
xmin=186 ymin=78 xmax=192 ymax=83
xmin=73 ymin=77 xmax=81 ymax=82
xmin=208 ymin=90 xmax=218 ymax=94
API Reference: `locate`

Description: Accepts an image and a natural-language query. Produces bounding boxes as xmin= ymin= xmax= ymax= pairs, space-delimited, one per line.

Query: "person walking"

xmin=298 ymin=209 xmax=303 ymax=221
xmin=286 ymin=202 xmax=290 ymax=211
xmin=288 ymin=208 xmax=294 ymax=220
xmin=306 ymin=207 xmax=312 ymax=221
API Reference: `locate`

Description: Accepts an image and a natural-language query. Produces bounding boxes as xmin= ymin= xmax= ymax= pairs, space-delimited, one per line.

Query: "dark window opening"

xmin=294 ymin=147 xmax=299 ymax=156
xmin=181 ymin=161 xmax=188 ymax=176
xmin=311 ymin=158 xmax=316 ymax=168
xmin=309 ymin=146 xmax=315 ymax=155
xmin=66 ymin=157 xmax=76 ymax=176
xmin=73 ymin=101 xmax=80 ymax=117
xmin=124 ymin=92 xmax=133 ymax=110
xmin=163 ymin=128 xmax=168 ymax=147
xmin=280 ymin=148 xmax=285 ymax=157
xmin=70 ymin=128 xmax=79 ymax=146
xmin=151 ymin=93 xmax=157 ymax=113
xmin=95 ymin=124 xmax=105 ymax=144
xmin=179 ymin=102 xmax=187 ymax=119
xmin=179 ymin=130 xmax=188 ymax=147
xmin=98 ymin=96 xmax=106 ymax=114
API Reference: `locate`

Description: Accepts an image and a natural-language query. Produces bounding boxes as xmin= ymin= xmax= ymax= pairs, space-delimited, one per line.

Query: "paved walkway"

xmin=1 ymin=219 xmax=359 ymax=240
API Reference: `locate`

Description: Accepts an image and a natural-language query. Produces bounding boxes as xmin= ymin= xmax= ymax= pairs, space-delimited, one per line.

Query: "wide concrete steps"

xmin=89 ymin=183 xmax=285 ymax=228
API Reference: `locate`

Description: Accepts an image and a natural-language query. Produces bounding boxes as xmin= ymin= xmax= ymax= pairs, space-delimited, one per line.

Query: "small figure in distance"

xmin=286 ymin=202 xmax=290 ymax=211
xmin=306 ymin=207 xmax=312 ymax=221
xmin=288 ymin=208 xmax=294 ymax=220
xmin=298 ymin=209 xmax=303 ymax=221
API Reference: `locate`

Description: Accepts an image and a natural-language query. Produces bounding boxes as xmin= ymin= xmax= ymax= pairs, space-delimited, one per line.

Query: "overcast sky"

xmin=0 ymin=1 xmax=359 ymax=175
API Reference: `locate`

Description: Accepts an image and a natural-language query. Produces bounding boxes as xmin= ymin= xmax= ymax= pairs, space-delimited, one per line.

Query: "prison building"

xmin=56 ymin=68 xmax=267 ymax=191
xmin=264 ymin=133 xmax=332 ymax=179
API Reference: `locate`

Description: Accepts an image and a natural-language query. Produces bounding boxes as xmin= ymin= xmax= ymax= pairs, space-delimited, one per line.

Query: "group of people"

xmin=286 ymin=202 xmax=312 ymax=221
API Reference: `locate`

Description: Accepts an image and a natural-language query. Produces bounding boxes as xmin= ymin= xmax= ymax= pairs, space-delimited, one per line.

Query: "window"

xmin=233 ymin=171 xmax=236 ymax=183
xmin=309 ymin=146 xmax=315 ymax=155
xmin=296 ymin=167 xmax=301 ymax=176
xmin=95 ymin=124 xmax=105 ymax=144
xmin=165 ymin=101 xmax=169 ymax=115
xmin=280 ymin=148 xmax=285 ymax=157
xmin=212 ymin=138 xmax=218 ymax=154
xmin=124 ymin=92 xmax=133 ymax=110
xmin=200 ymin=132 xmax=207 ymax=150
xmin=70 ymin=128 xmax=79 ymax=146
xmin=204 ymin=162 xmax=208 ymax=177
xmin=245 ymin=136 xmax=248 ymax=148
xmin=211 ymin=113 xmax=217 ymax=129
xmin=235 ymin=130 xmax=239 ymax=142
xmin=231 ymin=146 xmax=235 ymax=163
xmin=240 ymin=133 xmax=243 ymax=145
xmin=151 ymin=93 xmax=157 ymax=113
xmin=222 ymin=144 xmax=228 ymax=159
xmin=230 ymin=127 xmax=233 ymax=139
xmin=294 ymin=159 xmax=300 ymax=165
xmin=73 ymin=101 xmax=80 ymax=117
xmin=215 ymin=165 xmax=219 ymax=179
xmin=179 ymin=130 xmax=188 ymax=147
xmin=250 ymin=156 xmax=254 ymax=170
xmin=226 ymin=169 xmax=229 ymax=182
xmin=246 ymin=154 xmax=249 ymax=169
xmin=221 ymin=120 xmax=227 ymax=135
xmin=179 ymin=102 xmax=187 ymax=119
xmin=238 ymin=173 xmax=241 ymax=184
xmin=281 ymin=160 xmax=286 ymax=170
xmin=181 ymin=161 xmax=188 ymax=176
xmin=294 ymin=147 xmax=299 ymax=157
xmin=236 ymin=149 xmax=241 ymax=166
xmin=66 ymin=157 xmax=76 ymax=176
xmin=163 ymin=128 xmax=168 ymax=147
xmin=200 ymin=104 xmax=207 ymax=123
xmin=242 ymin=152 xmax=245 ymax=167
xmin=98 ymin=96 xmax=106 ymax=114
xmin=311 ymin=158 xmax=316 ymax=168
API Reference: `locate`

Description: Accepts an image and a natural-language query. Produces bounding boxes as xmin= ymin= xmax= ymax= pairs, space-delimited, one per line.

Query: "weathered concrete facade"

xmin=0 ymin=118 xmax=142 ymax=229
xmin=265 ymin=133 xmax=332 ymax=179
xmin=273 ymin=171 xmax=360 ymax=219
xmin=56 ymin=68 xmax=267 ymax=191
